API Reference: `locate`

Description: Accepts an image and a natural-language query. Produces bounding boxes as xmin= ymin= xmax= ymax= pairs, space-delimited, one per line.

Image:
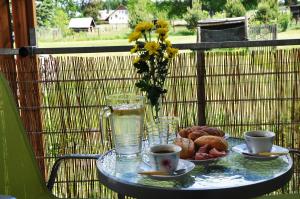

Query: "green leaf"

xmin=135 ymin=80 xmax=149 ymax=92
xmin=134 ymin=61 xmax=149 ymax=73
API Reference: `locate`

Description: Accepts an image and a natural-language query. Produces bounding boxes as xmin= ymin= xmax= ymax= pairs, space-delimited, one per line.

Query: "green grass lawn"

xmin=38 ymin=35 xmax=197 ymax=48
xmin=278 ymin=29 xmax=300 ymax=39
xmin=38 ymin=27 xmax=299 ymax=55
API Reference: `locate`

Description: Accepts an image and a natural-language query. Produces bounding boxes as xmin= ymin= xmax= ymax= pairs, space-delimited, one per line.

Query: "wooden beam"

xmin=11 ymin=0 xmax=45 ymax=179
xmin=0 ymin=0 xmax=12 ymax=48
xmin=11 ymin=0 xmax=29 ymax=46
xmin=0 ymin=0 xmax=18 ymax=102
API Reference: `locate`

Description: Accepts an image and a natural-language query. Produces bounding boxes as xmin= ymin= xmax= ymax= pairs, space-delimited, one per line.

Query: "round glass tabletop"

xmin=96 ymin=138 xmax=293 ymax=199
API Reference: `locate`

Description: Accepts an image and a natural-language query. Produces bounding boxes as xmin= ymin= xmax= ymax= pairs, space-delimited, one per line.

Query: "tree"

xmin=153 ymin=0 xmax=190 ymax=19
xmin=255 ymin=0 xmax=279 ymax=23
xmin=127 ymin=0 xmax=155 ymax=29
xmin=54 ymin=0 xmax=79 ymax=18
xmin=225 ymin=0 xmax=246 ymax=18
xmin=278 ymin=12 xmax=291 ymax=31
xmin=202 ymin=0 xmax=227 ymax=15
xmin=184 ymin=0 xmax=209 ymax=32
xmin=103 ymin=0 xmax=128 ymax=10
xmin=241 ymin=0 xmax=259 ymax=10
xmin=51 ymin=8 xmax=69 ymax=29
xmin=36 ymin=0 xmax=55 ymax=27
xmin=82 ymin=0 xmax=103 ymax=23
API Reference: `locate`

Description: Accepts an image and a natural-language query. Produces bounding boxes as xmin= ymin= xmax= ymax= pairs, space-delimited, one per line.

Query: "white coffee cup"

xmin=244 ymin=130 xmax=275 ymax=154
xmin=149 ymin=144 xmax=181 ymax=172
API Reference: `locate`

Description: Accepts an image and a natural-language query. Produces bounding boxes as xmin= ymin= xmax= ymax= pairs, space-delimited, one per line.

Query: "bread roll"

xmin=179 ymin=126 xmax=207 ymax=138
xmin=173 ymin=137 xmax=195 ymax=159
xmin=201 ymin=127 xmax=225 ymax=137
xmin=194 ymin=135 xmax=228 ymax=151
xmin=191 ymin=126 xmax=207 ymax=131
xmin=178 ymin=127 xmax=191 ymax=138
xmin=187 ymin=130 xmax=208 ymax=141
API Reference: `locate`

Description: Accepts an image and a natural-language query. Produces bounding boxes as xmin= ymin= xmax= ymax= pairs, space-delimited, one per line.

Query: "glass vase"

xmin=145 ymin=95 xmax=163 ymax=124
xmin=145 ymin=95 xmax=179 ymax=146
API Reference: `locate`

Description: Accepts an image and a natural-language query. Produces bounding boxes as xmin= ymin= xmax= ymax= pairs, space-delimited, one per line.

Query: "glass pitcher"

xmin=100 ymin=94 xmax=145 ymax=157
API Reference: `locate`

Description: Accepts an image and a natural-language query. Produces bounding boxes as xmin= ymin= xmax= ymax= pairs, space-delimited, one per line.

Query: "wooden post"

xmin=244 ymin=15 xmax=248 ymax=41
xmin=196 ymin=25 xmax=206 ymax=125
xmin=11 ymin=0 xmax=45 ymax=179
xmin=273 ymin=25 xmax=277 ymax=40
xmin=0 ymin=0 xmax=18 ymax=101
xmin=0 ymin=0 xmax=13 ymax=49
xmin=197 ymin=27 xmax=201 ymax=44
xmin=196 ymin=50 xmax=206 ymax=126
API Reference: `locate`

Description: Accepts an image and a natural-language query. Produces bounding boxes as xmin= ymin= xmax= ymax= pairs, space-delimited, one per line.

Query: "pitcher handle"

xmin=99 ymin=106 xmax=113 ymax=147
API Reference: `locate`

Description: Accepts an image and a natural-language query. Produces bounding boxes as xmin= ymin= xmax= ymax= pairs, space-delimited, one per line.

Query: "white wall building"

xmin=99 ymin=5 xmax=128 ymax=24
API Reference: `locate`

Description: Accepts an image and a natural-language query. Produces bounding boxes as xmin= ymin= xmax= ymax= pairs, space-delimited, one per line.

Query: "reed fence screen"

xmin=0 ymin=48 xmax=299 ymax=198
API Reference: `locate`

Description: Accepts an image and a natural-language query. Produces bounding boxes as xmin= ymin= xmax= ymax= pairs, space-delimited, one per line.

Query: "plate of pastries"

xmin=173 ymin=126 xmax=229 ymax=165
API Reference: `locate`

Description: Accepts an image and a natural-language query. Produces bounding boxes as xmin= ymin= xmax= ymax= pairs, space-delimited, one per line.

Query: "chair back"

xmin=0 ymin=74 xmax=51 ymax=198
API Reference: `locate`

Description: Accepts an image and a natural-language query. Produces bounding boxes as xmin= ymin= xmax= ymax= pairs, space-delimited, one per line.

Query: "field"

xmin=38 ymin=27 xmax=300 ymax=55
xmin=38 ymin=35 xmax=197 ymax=48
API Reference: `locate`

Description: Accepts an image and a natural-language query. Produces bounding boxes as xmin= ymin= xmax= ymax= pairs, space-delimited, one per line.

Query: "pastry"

xmin=191 ymin=126 xmax=207 ymax=131
xmin=173 ymin=137 xmax=195 ymax=159
xmin=194 ymin=135 xmax=228 ymax=151
xmin=187 ymin=130 xmax=208 ymax=141
xmin=201 ymin=127 xmax=225 ymax=137
xmin=178 ymin=127 xmax=191 ymax=138
xmin=179 ymin=126 xmax=225 ymax=138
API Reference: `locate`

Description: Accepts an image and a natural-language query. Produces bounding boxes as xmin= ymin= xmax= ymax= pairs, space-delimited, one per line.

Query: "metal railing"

xmin=0 ymin=39 xmax=300 ymax=56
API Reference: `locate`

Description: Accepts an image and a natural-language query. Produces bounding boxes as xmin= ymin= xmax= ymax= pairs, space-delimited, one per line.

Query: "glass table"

xmin=96 ymin=138 xmax=293 ymax=199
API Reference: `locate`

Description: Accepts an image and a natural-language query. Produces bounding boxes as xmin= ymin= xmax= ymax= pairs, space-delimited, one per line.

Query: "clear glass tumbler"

xmin=146 ymin=116 xmax=179 ymax=147
xmin=100 ymin=94 xmax=145 ymax=157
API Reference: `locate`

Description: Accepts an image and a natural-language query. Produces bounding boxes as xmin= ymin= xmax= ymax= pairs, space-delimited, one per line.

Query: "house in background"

xmin=99 ymin=5 xmax=128 ymax=24
xmin=68 ymin=17 xmax=96 ymax=32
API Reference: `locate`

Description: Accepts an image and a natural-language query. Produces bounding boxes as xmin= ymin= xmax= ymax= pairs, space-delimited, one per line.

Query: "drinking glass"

xmin=146 ymin=116 xmax=179 ymax=147
xmin=100 ymin=94 xmax=145 ymax=157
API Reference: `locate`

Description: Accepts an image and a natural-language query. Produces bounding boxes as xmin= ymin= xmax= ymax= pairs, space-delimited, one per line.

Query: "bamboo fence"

xmin=0 ymin=48 xmax=299 ymax=198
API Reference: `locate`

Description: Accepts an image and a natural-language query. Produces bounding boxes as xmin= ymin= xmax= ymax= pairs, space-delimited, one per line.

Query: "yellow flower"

xmin=144 ymin=22 xmax=154 ymax=30
xmin=128 ymin=31 xmax=141 ymax=42
xmin=145 ymin=41 xmax=160 ymax=55
xmin=156 ymin=28 xmax=168 ymax=35
xmin=159 ymin=33 xmax=168 ymax=41
xmin=130 ymin=45 xmax=138 ymax=53
xmin=165 ymin=40 xmax=172 ymax=47
xmin=167 ymin=47 xmax=178 ymax=58
xmin=134 ymin=57 xmax=141 ymax=64
xmin=135 ymin=21 xmax=154 ymax=32
xmin=156 ymin=19 xmax=168 ymax=28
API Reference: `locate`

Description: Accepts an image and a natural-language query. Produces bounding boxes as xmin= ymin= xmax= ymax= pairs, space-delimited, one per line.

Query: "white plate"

xmin=139 ymin=159 xmax=195 ymax=180
xmin=175 ymin=134 xmax=229 ymax=165
xmin=232 ymin=144 xmax=289 ymax=160
xmin=224 ymin=134 xmax=230 ymax=140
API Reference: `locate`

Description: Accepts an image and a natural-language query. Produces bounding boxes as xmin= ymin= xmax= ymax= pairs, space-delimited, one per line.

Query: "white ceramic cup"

xmin=149 ymin=144 xmax=181 ymax=172
xmin=244 ymin=130 xmax=275 ymax=154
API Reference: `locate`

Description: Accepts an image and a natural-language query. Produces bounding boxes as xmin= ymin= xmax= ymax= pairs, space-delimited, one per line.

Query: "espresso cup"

xmin=149 ymin=144 xmax=181 ymax=172
xmin=244 ymin=130 xmax=275 ymax=154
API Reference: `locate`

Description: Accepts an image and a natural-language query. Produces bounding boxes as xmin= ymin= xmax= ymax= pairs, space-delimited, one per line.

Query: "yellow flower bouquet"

xmin=129 ymin=20 xmax=178 ymax=119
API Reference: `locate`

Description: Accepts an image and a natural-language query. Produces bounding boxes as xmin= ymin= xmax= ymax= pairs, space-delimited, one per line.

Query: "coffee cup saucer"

xmin=139 ymin=158 xmax=195 ymax=180
xmin=232 ymin=144 xmax=289 ymax=160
